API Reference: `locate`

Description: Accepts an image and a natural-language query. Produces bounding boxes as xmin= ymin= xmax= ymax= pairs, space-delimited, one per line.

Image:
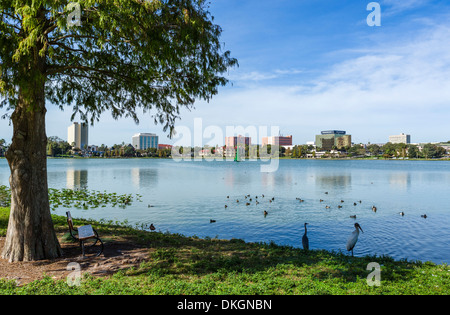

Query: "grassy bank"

xmin=0 ymin=207 xmax=449 ymax=295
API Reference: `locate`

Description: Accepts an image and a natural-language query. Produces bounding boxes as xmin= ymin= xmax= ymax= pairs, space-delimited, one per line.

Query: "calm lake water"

xmin=1 ymin=158 xmax=450 ymax=264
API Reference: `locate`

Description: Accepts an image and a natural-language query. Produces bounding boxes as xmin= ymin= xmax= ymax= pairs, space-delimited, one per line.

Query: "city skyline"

xmin=1 ymin=1 xmax=449 ymax=146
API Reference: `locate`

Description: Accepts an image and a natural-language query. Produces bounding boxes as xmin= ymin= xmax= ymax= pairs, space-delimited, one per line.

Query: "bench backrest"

xmin=66 ymin=211 xmax=74 ymax=232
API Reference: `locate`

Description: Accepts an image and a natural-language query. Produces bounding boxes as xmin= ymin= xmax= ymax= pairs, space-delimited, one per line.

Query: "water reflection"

xmin=315 ymin=174 xmax=352 ymax=190
xmin=389 ymin=172 xmax=411 ymax=190
xmin=66 ymin=169 xmax=88 ymax=190
xmin=131 ymin=168 xmax=159 ymax=188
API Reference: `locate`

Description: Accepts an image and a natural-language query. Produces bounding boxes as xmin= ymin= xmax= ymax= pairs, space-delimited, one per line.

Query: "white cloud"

xmin=228 ymin=68 xmax=304 ymax=83
xmin=381 ymin=0 xmax=431 ymax=16
xmin=187 ymin=24 xmax=450 ymax=144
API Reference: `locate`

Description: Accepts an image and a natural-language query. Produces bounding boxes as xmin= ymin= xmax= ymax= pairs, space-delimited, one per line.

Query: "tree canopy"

xmin=1 ymin=0 xmax=237 ymax=132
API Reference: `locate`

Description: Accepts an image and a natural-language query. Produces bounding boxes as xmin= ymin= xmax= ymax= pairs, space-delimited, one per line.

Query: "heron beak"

xmin=359 ymin=226 xmax=364 ymax=233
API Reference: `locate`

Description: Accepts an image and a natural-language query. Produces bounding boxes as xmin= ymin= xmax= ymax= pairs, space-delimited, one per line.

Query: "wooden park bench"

xmin=66 ymin=211 xmax=104 ymax=257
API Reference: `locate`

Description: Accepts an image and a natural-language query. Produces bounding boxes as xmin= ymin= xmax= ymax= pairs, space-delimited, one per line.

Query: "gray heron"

xmin=302 ymin=223 xmax=309 ymax=250
xmin=346 ymin=223 xmax=363 ymax=256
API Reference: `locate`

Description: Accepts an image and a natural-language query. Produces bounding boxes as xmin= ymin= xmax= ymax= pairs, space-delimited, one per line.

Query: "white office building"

xmin=389 ymin=133 xmax=411 ymax=144
xmin=132 ymin=133 xmax=159 ymax=150
xmin=68 ymin=122 xmax=88 ymax=149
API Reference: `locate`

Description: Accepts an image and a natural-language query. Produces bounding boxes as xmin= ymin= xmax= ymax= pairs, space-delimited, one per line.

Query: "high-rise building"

xmin=262 ymin=135 xmax=293 ymax=147
xmin=224 ymin=135 xmax=251 ymax=157
xmin=225 ymin=135 xmax=251 ymax=148
xmin=315 ymin=130 xmax=351 ymax=150
xmin=132 ymin=133 xmax=159 ymax=150
xmin=68 ymin=122 xmax=88 ymax=149
xmin=389 ymin=133 xmax=411 ymax=144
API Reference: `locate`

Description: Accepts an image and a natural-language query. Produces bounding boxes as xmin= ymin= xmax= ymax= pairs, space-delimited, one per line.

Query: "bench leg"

xmin=96 ymin=237 xmax=104 ymax=257
xmin=81 ymin=241 xmax=86 ymax=257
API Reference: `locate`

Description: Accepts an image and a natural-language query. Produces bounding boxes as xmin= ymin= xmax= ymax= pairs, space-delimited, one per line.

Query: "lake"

xmin=1 ymin=158 xmax=449 ymax=264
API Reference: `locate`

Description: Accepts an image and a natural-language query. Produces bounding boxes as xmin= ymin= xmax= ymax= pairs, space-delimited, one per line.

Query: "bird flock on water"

xmin=146 ymin=192 xmax=429 ymax=257
xmin=212 ymin=192 xmax=428 ymax=256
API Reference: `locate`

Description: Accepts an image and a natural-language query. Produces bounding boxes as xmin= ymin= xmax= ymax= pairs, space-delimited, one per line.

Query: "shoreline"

xmin=1 ymin=156 xmax=444 ymax=161
xmin=0 ymin=207 xmax=449 ymax=294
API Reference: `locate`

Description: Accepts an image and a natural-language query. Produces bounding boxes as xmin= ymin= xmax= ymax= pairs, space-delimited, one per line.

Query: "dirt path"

xmin=0 ymin=237 xmax=150 ymax=286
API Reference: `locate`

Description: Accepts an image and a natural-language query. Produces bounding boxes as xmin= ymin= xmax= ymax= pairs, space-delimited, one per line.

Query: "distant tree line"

xmin=40 ymin=138 xmax=449 ymax=159
xmin=366 ymin=143 xmax=447 ymax=159
xmin=286 ymin=142 xmax=448 ymax=159
xmin=46 ymin=136 xmax=72 ymax=157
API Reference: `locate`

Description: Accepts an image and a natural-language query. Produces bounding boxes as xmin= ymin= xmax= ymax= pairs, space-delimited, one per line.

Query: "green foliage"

xmin=47 ymin=136 xmax=72 ymax=156
xmin=0 ymin=207 xmax=449 ymax=294
xmin=381 ymin=143 xmax=447 ymax=159
xmin=1 ymin=0 xmax=237 ymax=133
xmin=422 ymin=143 xmax=446 ymax=159
xmin=0 ymin=185 xmax=142 ymax=210
xmin=0 ymin=185 xmax=11 ymax=208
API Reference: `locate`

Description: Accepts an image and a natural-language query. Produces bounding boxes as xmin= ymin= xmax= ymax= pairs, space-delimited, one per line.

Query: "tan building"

xmin=389 ymin=133 xmax=411 ymax=144
xmin=262 ymin=135 xmax=293 ymax=147
xmin=225 ymin=135 xmax=251 ymax=148
xmin=336 ymin=135 xmax=352 ymax=149
xmin=315 ymin=130 xmax=351 ymax=150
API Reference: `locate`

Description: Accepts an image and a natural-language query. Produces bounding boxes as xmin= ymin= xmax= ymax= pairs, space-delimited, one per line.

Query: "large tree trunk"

xmin=1 ymin=51 xmax=62 ymax=262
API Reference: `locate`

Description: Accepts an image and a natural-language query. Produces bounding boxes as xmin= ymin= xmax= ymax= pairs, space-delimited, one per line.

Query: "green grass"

xmin=0 ymin=207 xmax=449 ymax=295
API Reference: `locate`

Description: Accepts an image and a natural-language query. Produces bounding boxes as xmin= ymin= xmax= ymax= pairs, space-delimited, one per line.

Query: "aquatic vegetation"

xmin=0 ymin=185 xmax=142 ymax=210
xmin=0 ymin=185 xmax=11 ymax=208
xmin=48 ymin=188 xmax=142 ymax=210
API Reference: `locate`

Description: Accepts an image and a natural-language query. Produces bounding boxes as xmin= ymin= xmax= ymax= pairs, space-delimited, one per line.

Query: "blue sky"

xmin=1 ymin=0 xmax=450 ymax=146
